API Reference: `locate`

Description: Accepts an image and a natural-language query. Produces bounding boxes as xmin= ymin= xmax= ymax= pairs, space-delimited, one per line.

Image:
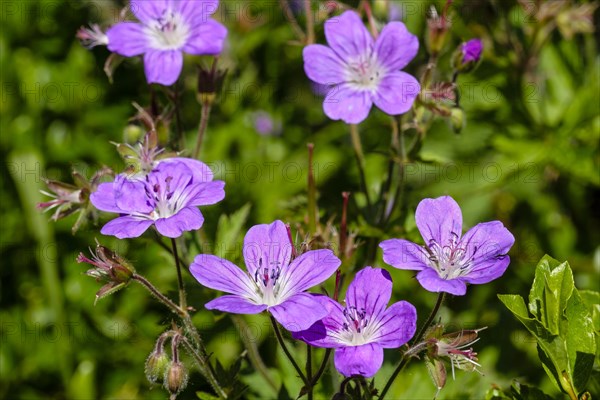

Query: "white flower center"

xmin=334 ymin=306 xmax=378 ymax=346
xmin=249 ymin=257 xmax=285 ymax=307
xmin=145 ymin=174 xmax=186 ymax=219
xmin=426 ymin=233 xmax=475 ymax=280
xmin=345 ymin=52 xmax=385 ymax=91
xmin=144 ymin=10 xmax=190 ymax=50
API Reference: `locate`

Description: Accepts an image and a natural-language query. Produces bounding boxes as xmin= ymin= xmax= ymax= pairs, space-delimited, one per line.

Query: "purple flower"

xmin=461 ymin=39 xmax=483 ymax=63
xmin=303 ymin=11 xmax=420 ymax=124
xmin=190 ymin=220 xmax=341 ymax=331
xmin=250 ymin=111 xmax=281 ymax=136
xmin=106 ymin=0 xmax=227 ymax=85
xmin=90 ymin=159 xmax=224 ymax=239
xmin=293 ymin=267 xmax=417 ymax=377
xmin=380 ymin=196 xmax=515 ymax=296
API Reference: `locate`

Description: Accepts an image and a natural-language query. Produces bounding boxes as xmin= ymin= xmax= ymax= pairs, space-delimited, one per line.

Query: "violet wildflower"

xmin=250 ymin=111 xmax=281 ymax=136
xmin=105 ymin=0 xmax=227 ymax=85
xmin=190 ymin=220 xmax=341 ymax=331
xmin=303 ymin=10 xmax=420 ymax=124
xmin=452 ymin=39 xmax=483 ymax=73
xmin=380 ymin=196 xmax=515 ymax=296
xmin=294 ymin=267 xmax=417 ymax=377
xmin=90 ymin=160 xmax=224 ymax=239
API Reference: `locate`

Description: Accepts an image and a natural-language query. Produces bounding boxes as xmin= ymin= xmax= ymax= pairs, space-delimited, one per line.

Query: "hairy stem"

xmin=132 ymin=274 xmax=185 ymax=317
xmin=379 ymin=293 xmax=446 ymax=399
xmin=193 ymin=101 xmax=212 ymax=159
xmin=349 ymin=124 xmax=372 ymax=210
xmin=231 ymin=315 xmax=278 ymax=392
xmin=171 ymin=238 xmax=186 ymax=310
xmin=270 ymin=316 xmax=309 ymax=385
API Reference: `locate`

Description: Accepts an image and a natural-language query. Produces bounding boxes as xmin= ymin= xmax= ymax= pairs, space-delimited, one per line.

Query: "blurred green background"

xmin=1 ymin=0 xmax=598 ymax=399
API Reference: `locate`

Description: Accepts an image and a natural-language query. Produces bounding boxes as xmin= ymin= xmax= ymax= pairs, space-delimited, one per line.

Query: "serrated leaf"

xmin=499 ymin=255 xmax=596 ymax=398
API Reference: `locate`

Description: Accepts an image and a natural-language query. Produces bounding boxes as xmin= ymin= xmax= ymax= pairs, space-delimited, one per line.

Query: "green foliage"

xmin=499 ymin=256 xmax=597 ymax=399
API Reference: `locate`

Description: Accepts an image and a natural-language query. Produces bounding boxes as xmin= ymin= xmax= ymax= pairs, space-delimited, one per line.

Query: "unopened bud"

xmin=197 ymin=62 xmax=227 ymax=106
xmin=145 ymin=350 xmax=170 ymax=384
xmin=164 ymin=361 xmax=188 ymax=396
xmin=449 ymin=107 xmax=466 ymax=134
xmin=426 ymin=5 xmax=451 ymax=57
xmin=452 ymin=39 xmax=483 ymax=74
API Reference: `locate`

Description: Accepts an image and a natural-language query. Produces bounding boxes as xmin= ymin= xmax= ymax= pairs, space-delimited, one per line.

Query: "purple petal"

xmin=129 ymin=0 xmax=168 ymax=24
xmin=154 ymin=207 xmax=204 ymax=238
xmin=90 ymin=182 xmax=121 ymax=213
xmin=182 ymin=19 xmax=227 ymax=55
xmin=205 ymin=295 xmax=267 ymax=314
xmin=143 ymin=50 xmax=183 ymax=86
xmin=292 ymin=296 xmax=345 ymax=348
xmin=303 ymin=44 xmax=345 ymax=85
xmin=416 ymin=196 xmax=463 ymax=248
xmin=323 ymin=84 xmax=373 ymax=124
xmin=114 ymin=176 xmax=153 ymax=214
xmin=188 ymin=181 xmax=225 ymax=207
xmin=416 ymin=269 xmax=467 ymax=296
xmin=334 ymin=343 xmax=383 ymax=378
xmin=190 ymin=254 xmax=257 ymax=298
xmin=176 ymin=0 xmax=219 ymax=24
xmin=106 ymin=22 xmax=148 ymax=57
xmin=269 ymin=293 xmax=328 ymax=332
xmin=278 ymin=249 xmax=340 ymax=299
xmin=100 ymin=216 xmax=153 ymax=239
xmin=373 ymin=71 xmax=420 ymax=115
xmin=380 ymin=239 xmax=429 ymax=271
xmin=242 ymin=220 xmax=292 ymax=278
xmin=374 ymin=21 xmax=419 ymax=70
xmin=459 ymin=221 xmax=514 ymax=284
xmin=324 ymin=11 xmax=373 ymax=60
xmin=345 ymin=267 xmax=392 ymax=319
xmin=372 ymin=301 xmax=417 ymax=348
xmin=158 ymin=157 xmax=214 ymax=182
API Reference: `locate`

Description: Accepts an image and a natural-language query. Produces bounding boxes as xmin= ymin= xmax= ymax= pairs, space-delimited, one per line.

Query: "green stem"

xmin=349 ymin=124 xmax=372 ymax=209
xmin=270 ymin=316 xmax=309 ymax=385
xmin=170 ymin=238 xmax=186 ymax=310
xmin=307 ymin=143 xmax=317 ymax=234
xmin=180 ymin=336 xmax=228 ymax=399
xmin=306 ymin=345 xmax=313 ymax=400
xmin=304 ymin=0 xmax=315 ymax=44
xmin=279 ymin=0 xmax=306 ymax=42
xmin=193 ymin=101 xmax=212 ymax=159
xmin=311 ymin=349 xmax=331 ymax=385
xmin=379 ymin=293 xmax=445 ymax=399
xmin=132 ymin=274 xmax=185 ymax=317
xmin=231 ymin=315 xmax=277 ymax=392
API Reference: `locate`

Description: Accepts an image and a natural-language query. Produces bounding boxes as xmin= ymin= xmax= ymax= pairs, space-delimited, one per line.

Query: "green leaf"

xmin=196 ymin=391 xmax=220 ymax=400
xmin=215 ymin=204 xmax=252 ymax=257
xmin=498 ymin=255 xmax=596 ymax=398
xmin=528 ymin=255 xmax=573 ymax=335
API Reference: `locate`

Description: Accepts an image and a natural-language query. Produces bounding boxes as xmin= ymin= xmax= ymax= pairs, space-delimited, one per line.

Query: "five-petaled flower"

xmin=380 ymin=196 xmax=515 ymax=296
xmin=190 ymin=220 xmax=341 ymax=332
xmin=91 ymin=158 xmax=224 ymax=239
xmin=293 ymin=267 xmax=417 ymax=377
xmin=106 ymin=0 xmax=227 ymax=85
xmin=303 ymin=10 xmax=420 ymax=124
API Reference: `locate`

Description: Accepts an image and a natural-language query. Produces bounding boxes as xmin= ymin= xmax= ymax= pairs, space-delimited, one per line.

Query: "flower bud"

xmin=426 ymin=5 xmax=451 ymax=57
xmin=77 ymin=244 xmax=135 ymax=304
xmin=449 ymin=107 xmax=466 ymax=134
xmin=145 ymin=350 xmax=170 ymax=384
xmin=452 ymin=39 xmax=483 ymax=74
xmin=197 ymin=62 xmax=227 ymax=106
xmin=164 ymin=361 xmax=188 ymax=396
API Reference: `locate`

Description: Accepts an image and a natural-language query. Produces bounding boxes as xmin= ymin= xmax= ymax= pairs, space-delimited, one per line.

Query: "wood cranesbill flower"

xmin=190 ymin=220 xmax=341 ymax=331
xmin=106 ymin=0 xmax=227 ymax=85
xmin=380 ymin=196 xmax=515 ymax=296
xmin=90 ymin=159 xmax=224 ymax=238
xmin=302 ymin=10 xmax=420 ymax=124
xmin=293 ymin=267 xmax=417 ymax=377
